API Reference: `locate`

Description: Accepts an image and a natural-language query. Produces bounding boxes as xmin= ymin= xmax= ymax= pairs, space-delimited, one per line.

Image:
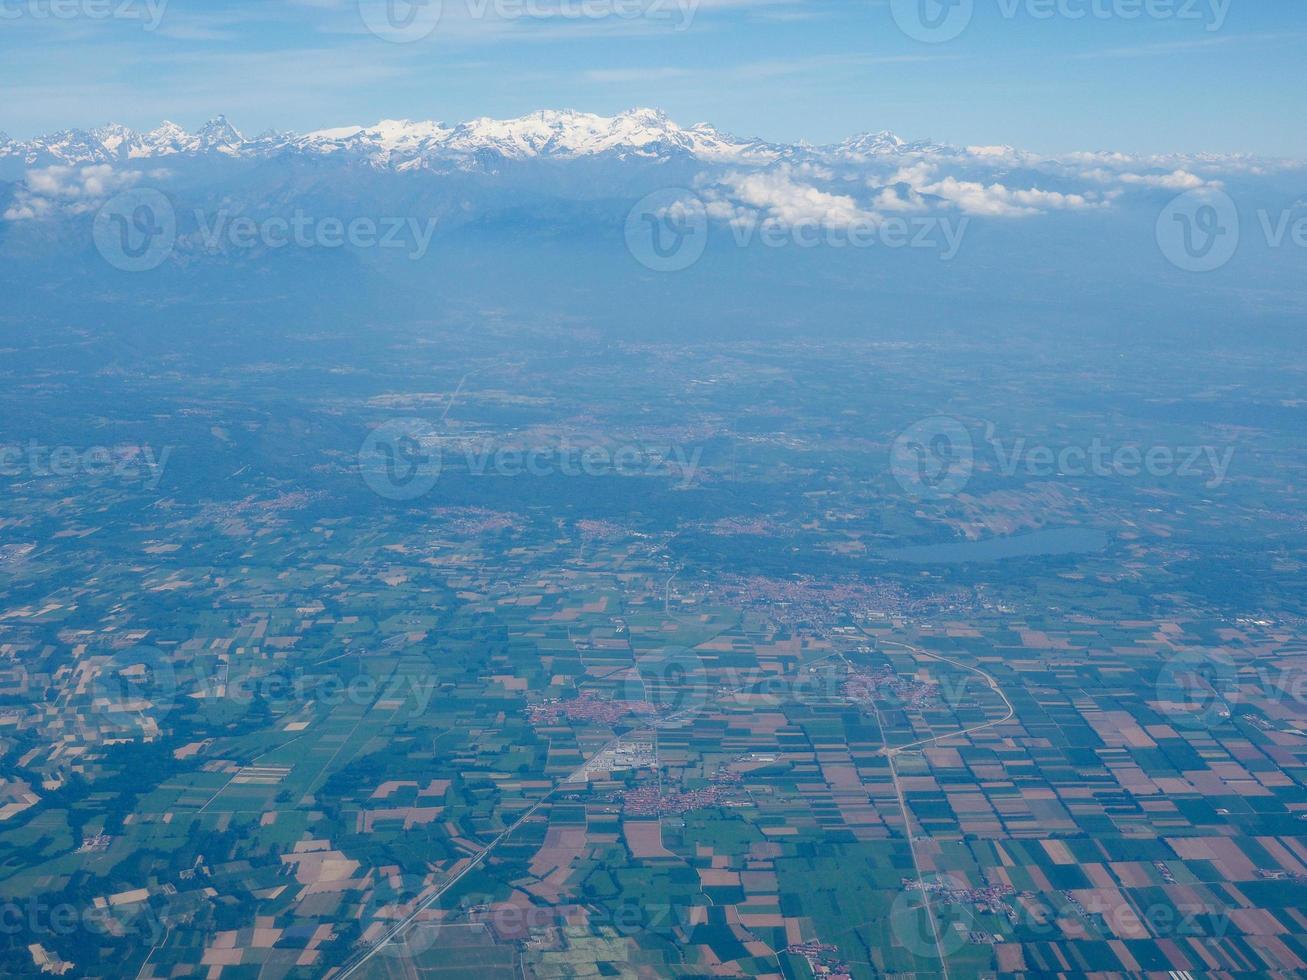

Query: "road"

xmin=876 ymin=639 xmax=1016 ymax=757
xmin=329 ymin=648 xmax=844 ymax=979
xmin=329 ymin=735 xmax=622 ymax=980
xmin=847 ymin=632 xmax=1017 ymax=978
xmin=331 ymin=631 xmax=1005 ymax=980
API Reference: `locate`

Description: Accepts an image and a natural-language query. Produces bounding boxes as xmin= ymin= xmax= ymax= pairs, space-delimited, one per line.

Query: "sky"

xmin=1 ymin=0 xmax=1304 ymax=156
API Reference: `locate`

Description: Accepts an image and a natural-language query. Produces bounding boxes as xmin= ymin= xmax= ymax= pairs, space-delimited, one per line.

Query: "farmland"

xmin=1 ymin=328 xmax=1305 ymax=977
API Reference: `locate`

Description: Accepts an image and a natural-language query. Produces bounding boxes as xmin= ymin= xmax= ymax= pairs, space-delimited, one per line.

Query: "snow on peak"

xmin=276 ymin=108 xmax=773 ymax=166
xmin=91 ymin=123 xmax=137 ymax=154
xmin=0 ymin=109 xmax=852 ymax=170
xmin=832 ymin=130 xmax=939 ymax=159
xmin=149 ymin=121 xmax=189 ymax=141
xmin=196 ymin=115 xmax=244 ymax=148
xmin=620 ymin=107 xmax=671 ymax=126
xmin=442 ymin=108 xmax=677 ymax=158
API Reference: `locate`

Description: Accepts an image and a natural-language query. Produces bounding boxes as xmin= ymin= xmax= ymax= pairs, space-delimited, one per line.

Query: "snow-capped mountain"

xmin=2 ymin=106 xmax=1297 ymax=352
xmin=0 ymin=115 xmax=248 ymax=166
xmin=5 ymin=106 xmax=1267 ymax=246
xmin=834 ymin=130 xmax=942 ymax=159
xmin=0 ymin=108 xmax=929 ymax=171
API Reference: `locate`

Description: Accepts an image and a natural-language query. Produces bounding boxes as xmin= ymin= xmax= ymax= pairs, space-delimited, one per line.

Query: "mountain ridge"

xmin=0 ymin=108 xmax=939 ymax=170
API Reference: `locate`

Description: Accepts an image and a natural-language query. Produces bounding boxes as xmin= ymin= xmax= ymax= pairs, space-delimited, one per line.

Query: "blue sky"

xmin=2 ymin=0 xmax=1303 ymax=155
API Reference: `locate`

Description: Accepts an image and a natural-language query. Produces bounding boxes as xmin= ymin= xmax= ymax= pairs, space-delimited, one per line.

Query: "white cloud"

xmin=914 ymin=176 xmax=1099 ymax=217
xmin=4 ymin=164 xmax=148 ymax=221
xmin=704 ymin=167 xmax=880 ymax=231
xmin=701 ymin=155 xmax=1120 ymax=228
xmin=1079 ymin=167 xmax=1210 ymax=190
xmin=873 ymin=160 xmax=1100 ymax=217
xmin=872 ymin=186 xmax=927 ymax=212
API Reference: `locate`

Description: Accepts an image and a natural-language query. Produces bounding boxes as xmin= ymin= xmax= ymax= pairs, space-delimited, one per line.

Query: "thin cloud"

xmin=1074 ymin=31 xmax=1294 ymax=60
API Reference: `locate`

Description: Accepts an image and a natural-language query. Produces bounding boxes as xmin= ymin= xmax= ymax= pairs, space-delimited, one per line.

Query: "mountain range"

xmin=0 ymin=108 xmax=940 ymax=171
xmin=1 ymin=108 xmax=1301 ymax=347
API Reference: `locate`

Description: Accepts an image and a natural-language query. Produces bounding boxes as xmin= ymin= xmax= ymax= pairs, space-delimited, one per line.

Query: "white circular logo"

xmin=359 ymin=872 xmax=437 ymax=959
xmin=890 ymin=0 xmax=974 ymax=43
xmin=359 ymin=418 xmax=442 ymax=500
xmin=625 ymin=189 xmax=709 ymax=273
xmin=83 ymin=899 xmax=168 ymax=947
xmin=358 ymin=0 xmax=443 ymax=43
xmin=89 ymin=644 xmax=178 ymax=725
xmin=890 ymin=416 xmax=974 ymax=499
xmin=889 ymin=873 xmax=973 ymax=960
xmin=1156 ymin=649 xmax=1238 ymax=730
xmin=637 ymin=646 xmax=711 ymax=728
xmin=93 ymin=188 xmax=176 ymax=272
xmin=1156 ymin=188 xmax=1240 ymax=273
